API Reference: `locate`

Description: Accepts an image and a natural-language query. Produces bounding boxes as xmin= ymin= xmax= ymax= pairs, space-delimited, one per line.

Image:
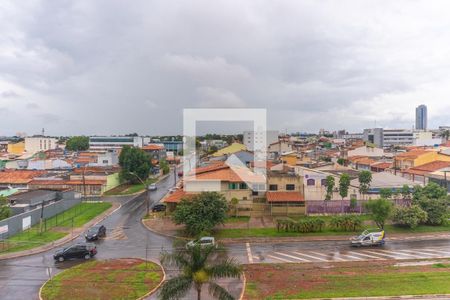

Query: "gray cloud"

xmin=1 ymin=0 xmax=450 ymax=136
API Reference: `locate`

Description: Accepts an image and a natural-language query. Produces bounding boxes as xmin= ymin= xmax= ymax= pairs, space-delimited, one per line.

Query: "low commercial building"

xmin=24 ymin=137 xmax=58 ymax=154
xmin=89 ymin=136 xmax=148 ymax=150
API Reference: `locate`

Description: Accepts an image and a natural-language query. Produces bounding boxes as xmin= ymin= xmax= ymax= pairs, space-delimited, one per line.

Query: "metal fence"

xmin=306 ymin=199 xmax=411 ymax=215
xmin=0 ymin=197 xmax=82 ymax=240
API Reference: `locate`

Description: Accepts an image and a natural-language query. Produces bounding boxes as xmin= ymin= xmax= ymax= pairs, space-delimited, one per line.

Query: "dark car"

xmin=85 ymin=225 xmax=106 ymax=241
xmin=54 ymin=243 xmax=97 ymax=262
xmin=152 ymin=204 xmax=166 ymax=212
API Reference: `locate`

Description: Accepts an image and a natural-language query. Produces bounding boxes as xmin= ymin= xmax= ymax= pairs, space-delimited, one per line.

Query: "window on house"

xmin=239 ymin=183 xmax=247 ymax=189
xmin=321 ymin=179 xmax=327 ymax=186
xmin=307 ymin=179 xmax=315 ymax=186
xmin=229 ymin=183 xmax=237 ymax=190
xmin=269 ymin=184 xmax=278 ymax=191
xmin=286 ymin=184 xmax=295 ymax=190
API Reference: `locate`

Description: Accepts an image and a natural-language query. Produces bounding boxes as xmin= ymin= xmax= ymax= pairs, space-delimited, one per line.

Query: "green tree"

xmin=392 ymin=205 xmax=428 ymax=229
xmin=358 ymin=170 xmax=372 ymax=199
xmin=159 ymin=245 xmax=242 ymax=300
xmin=173 ymin=192 xmax=228 ymax=236
xmin=417 ymin=198 xmax=448 ymax=225
xmin=0 ymin=196 xmax=11 ymax=221
xmin=160 ymin=159 xmax=170 ymax=175
xmin=440 ymin=129 xmax=450 ymax=142
xmin=118 ymin=146 xmax=152 ymax=184
xmin=379 ymin=188 xmax=393 ymax=199
xmin=413 ymin=182 xmax=447 ymax=202
xmin=364 ymin=198 xmax=393 ymax=229
xmin=401 ymin=185 xmax=411 ymax=200
xmin=339 ymin=173 xmax=351 ymax=213
xmin=65 ymin=136 xmax=89 ymax=151
xmin=337 ymin=158 xmax=346 ymax=166
xmin=325 ymin=176 xmax=335 ymax=201
xmin=230 ymin=197 xmax=239 ymax=218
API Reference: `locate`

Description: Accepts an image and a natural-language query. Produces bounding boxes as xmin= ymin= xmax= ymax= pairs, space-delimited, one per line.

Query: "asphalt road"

xmin=0 ymin=172 xmax=177 ymax=300
xmin=228 ymin=237 xmax=450 ymax=264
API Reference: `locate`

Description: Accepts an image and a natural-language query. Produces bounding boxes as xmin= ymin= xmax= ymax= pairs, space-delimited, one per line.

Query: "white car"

xmin=351 ymin=229 xmax=385 ymax=247
xmin=148 ymin=183 xmax=157 ymax=191
xmin=186 ymin=237 xmax=217 ymax=249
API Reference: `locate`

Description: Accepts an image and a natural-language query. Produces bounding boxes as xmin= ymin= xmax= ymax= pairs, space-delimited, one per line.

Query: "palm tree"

xmin=159 ymin=245 xmax=243 ymax=300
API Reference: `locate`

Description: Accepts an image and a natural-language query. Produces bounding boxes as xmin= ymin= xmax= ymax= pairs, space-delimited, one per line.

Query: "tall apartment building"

xmin=416 ymin=104 xmax=428 ymax=130
xmin=243 ymin=130 xmax=279 ymax=151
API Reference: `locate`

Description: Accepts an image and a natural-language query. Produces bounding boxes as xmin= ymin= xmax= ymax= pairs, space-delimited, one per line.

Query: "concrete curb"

xmin=38 ymin=258 xmax=166 ymax=300
xmin=141 ymin=219 xmax=190 ymax=241
xmin=309 ymin=294 xmax=450 ymax=300
xmin=0 ymin=201 xmax=120 ymax=261
xmin=218 ymin=232 xmax=450 ymax=245
xmin=239 ymin=273 xmax=247 ymax=300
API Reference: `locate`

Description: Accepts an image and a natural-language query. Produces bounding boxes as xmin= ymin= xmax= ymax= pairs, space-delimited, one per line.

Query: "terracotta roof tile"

xmin=266 ymin=191 xmax=304 ymax=202
xmin=142 ymin=144 xmax=165 ymax=151
xmin=403 ymin=161 xmax=450 ymax=176
xmin=0 ymin=170 xmax=47 ymax=184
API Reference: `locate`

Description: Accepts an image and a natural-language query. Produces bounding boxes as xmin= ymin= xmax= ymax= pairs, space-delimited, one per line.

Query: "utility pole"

xmin=129 ymin=172 xmax=150 ymax=216
xmin=39 ymin=200 xmax=46 ymax=234
xmin=173 ymin=164 xmax=177 ymax=186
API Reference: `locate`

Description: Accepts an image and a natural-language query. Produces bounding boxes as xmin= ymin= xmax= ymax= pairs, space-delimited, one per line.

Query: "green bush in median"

xmin=329 ymin=215 xmax=362 ymax=232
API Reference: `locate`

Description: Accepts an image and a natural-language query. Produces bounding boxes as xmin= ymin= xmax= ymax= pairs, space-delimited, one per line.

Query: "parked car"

xmin=351 ymin=229 xmax=385 ymax=247
xmin=54 ymin=243 xmax=97 ymax=262
xmin=177 ymin=171 xmax=183 ymax=177
xmin=186 ymin=237 xmax=217 ymax=249
xmin=85 ymin=225 xmax=106 ymax=241
xmin=152 ymin=203 xmax=166 ymax=212
xmin=148 ymin=183 xmax=157 ymax=191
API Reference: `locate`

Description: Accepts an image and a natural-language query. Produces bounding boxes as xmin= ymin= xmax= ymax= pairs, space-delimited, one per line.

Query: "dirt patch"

xmin=41 ymin=258 xmax=164 ymax=300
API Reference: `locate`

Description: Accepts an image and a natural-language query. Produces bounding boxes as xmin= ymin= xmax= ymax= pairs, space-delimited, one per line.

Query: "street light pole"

xmin=129 ymin=172 xmax=150 ymax=216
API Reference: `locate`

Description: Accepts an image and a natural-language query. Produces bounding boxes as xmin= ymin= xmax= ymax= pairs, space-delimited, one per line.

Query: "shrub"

xmin=275 ymin=217 xmax=325 ymax=233
xmin=329 ymin=215 xmax=362 ymax=232
xmin=392 ymin=205 xmax=428 ymax=229
xmin=364 ymin=198 xmax=393 ymax=229
xmin=417 ymin=198 xmax=448 ymax=226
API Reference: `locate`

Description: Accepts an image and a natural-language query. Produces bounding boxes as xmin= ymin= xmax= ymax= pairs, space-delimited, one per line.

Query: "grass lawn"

xmin=0 ymin=202 xmax=112 ymax=254
xmin=215 ymin=214 xmax=450 ymax=239
xmin=225 ymin=216 xmax=250 ymax=223
xmin=244 ymin=261 xmax=450 ymax=299
xmin=104 ymin=178 xmax=157 ymax=196
xmin=41 ymin=258 xmax=163 ymax=300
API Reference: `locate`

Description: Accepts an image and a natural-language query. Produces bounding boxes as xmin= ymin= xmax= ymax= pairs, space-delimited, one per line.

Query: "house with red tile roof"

xmin=0 ymin=170 xmax=47 ymax=189
xmin=162 ymin=163 xmax=305 ymax=216
xmin=401 ymin=161 xmax=450 ymax=184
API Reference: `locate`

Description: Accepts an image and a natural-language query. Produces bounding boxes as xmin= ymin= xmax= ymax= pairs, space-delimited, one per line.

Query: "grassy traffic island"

xmin=104 ymin=178 xmax=157 ymax=196
xmin=40 ymin=258 xmax=164 ymax=300
xmin=244 ymin=260 xmax=450 ymax=299
xmin=0 ymin=202 xmax=112 ymax=254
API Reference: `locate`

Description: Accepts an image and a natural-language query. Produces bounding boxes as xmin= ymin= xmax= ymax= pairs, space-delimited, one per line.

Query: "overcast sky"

xmin=1 ymin=0 xmax=450 ymax=136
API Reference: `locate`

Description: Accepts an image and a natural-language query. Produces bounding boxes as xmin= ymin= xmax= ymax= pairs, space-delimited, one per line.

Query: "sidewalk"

xmin=0 ymin=202 xmax=120 ymax=260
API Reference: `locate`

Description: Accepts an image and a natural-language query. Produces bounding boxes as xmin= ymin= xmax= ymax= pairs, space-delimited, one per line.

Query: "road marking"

xmin=348 ymin=251 xmax=385 ymax=260
xmin=267 ymin=254 xmax=294 ymax=263
xmin=403 ymin=249 xmax=449 ymax=257
xmin=308 ymin=251 xmax=346 ymax=261
xmin=363 ymin=250 xmax=403 ymax=259
xmin=378 ymin=249 xmax=420 ymax=258
xmin=274 ymin=252 xmax=311 ymax=262
xmin=246 ymin=243 xmax=254 ymax=264
xmin=339 ymin=252 xmax=379 ymax=260
xmin=292 ymin=251 xmax=329 ymax=261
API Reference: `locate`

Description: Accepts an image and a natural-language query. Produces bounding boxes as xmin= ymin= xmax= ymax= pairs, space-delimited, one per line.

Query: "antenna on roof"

xmin=42 ymin=128 xmax=45 ymax=136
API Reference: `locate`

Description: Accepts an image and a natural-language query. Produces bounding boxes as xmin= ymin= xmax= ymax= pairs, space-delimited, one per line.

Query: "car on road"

xmin=85 ymin=225 xmax=106 ymax=241
xmin=148 ymin=183 xmax=157 ymax=191
xmin=152 ymin=203 xmax=166 ymax=212
xmin=186 ymin=237 xmax=217 ymax=249
xmin=54 ymin=243 xmax=97 ymax=262
xmin=351 ymin=229 xmax=385 ymax=247
xmin=177 ymin=171 xmax=183 ymax=177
